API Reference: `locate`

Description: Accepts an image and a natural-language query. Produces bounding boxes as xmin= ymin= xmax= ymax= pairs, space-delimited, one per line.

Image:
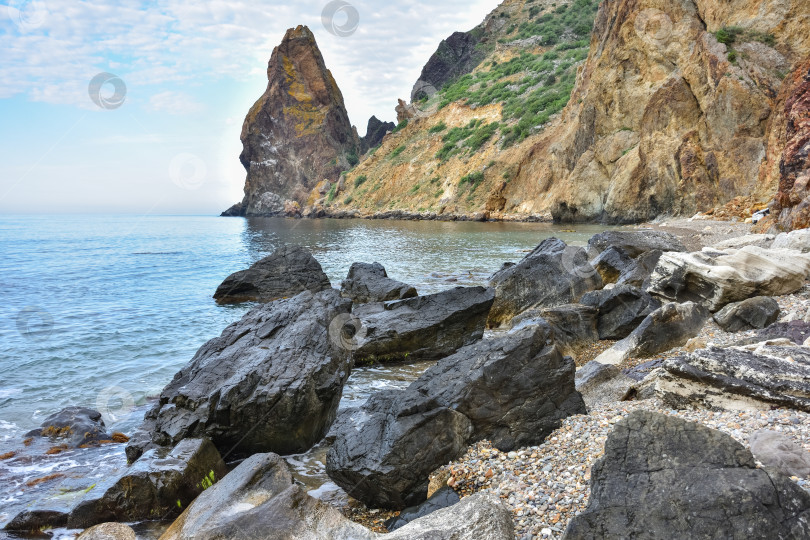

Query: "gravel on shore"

xmin=435 ymin=400 xmax=810 ymax=540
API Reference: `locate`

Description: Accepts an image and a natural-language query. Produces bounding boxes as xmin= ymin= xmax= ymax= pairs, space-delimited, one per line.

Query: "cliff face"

xmin=319 ymin=0 xmax=808 ymax=225
xmin=513 ymin=0 xmax=809 ymax=223
xmin=767 ymin=59 xmax=810 ymax=229
xmin=233 ymin=25 xmax=358 ymax=217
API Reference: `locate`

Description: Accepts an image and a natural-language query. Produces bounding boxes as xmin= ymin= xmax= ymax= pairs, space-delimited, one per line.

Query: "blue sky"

xmin=0 ymin=0 xmax=497 ymax=214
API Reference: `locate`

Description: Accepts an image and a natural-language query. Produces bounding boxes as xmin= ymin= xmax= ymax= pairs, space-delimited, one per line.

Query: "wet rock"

xmin=713 ymin=296 xmax=781 ymax=332
xmin=25 ymin=407 xmax=112 ymax=449
xmin=77 ymin=523 xmax=137 ymax=540
xmin=591 ymin=246 xmax=634 ymax=284
xmin=351 ymin=286 xmax=494 ymax=363
xmin=213 ymin=245 xmax=332 ymax=304
xmin=340 ymin=262 xmax=417 ymax=303
xmin=750 ymin=430 xmax=810 ymax=478
xmin=327 ymin=323 xmax=584 ymax=508
xmin=647 ymin=246 xmax=810 ymax=311
xmin=654 ymin=344 xmax=810 ymax=412
xmin=384 ymin=485 xmax=460 ymax=531
xmin=487 ymin=238 xmax=602 ymax=328
xmin=220 ymin=201 xmax=246 ymax=217
xmin=161 ymin=452 xmax=512 ymax=540
xmin=564 ymin=411 xmax=810 ymax=539
xmin=6 ymin=438 xmax=226 ymax=532
xmin=587 ymin=230 xmax=685 ymax=258
xmin=126 ymin=289 xmax=352 ymax=461
xmin=594 ymin=302 xmax=709 ymax=365
xmin=581 ymin=285 xmax=661 ymax=340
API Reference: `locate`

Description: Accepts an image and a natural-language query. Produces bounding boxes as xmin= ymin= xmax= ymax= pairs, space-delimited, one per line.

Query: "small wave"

xmin=132 ymin=252 xmax=183 ymax=255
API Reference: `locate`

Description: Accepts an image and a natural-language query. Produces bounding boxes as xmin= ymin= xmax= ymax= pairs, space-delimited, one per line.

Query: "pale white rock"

xmin=712 ymin=234 xmax=775 ymax=250
xmin=772 ymin=229 xmax=810 ymax=253
xmin=648 ymin=247 xmax=810 ymax=311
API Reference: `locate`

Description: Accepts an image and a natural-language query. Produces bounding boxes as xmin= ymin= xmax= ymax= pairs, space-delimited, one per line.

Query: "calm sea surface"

xmin=0 ymin=215 xmax=612 ymax=534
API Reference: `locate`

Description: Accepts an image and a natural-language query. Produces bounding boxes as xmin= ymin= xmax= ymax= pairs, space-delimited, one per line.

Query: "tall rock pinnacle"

xmin=230 ymin=25 xmax=358 ymax=216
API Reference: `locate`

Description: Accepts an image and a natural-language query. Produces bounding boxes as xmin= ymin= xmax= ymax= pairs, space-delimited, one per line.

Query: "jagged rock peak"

xmin=233 ymin=25 xmax=359 ymax=217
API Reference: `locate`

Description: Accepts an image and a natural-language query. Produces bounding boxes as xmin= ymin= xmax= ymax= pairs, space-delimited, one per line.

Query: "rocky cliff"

xmin=228 ymin=0 xmax=810 ymax=227
xmin=227 ymin=25 xmax=359 ymax=217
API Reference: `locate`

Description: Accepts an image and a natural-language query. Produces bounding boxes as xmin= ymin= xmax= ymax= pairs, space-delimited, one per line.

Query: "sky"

xmin=0 ymin=0 xmax=498 ymax=214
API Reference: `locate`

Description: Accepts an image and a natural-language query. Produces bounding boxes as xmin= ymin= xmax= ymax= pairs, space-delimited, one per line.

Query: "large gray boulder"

xmin=587 ymin=230 xmax=685 ymax=258
xmin=563 ymin=411 xmax=810 ymax=539
xmin=647 ymin=246 xmax=810 ymax=312
xmin=713 ymin=296 xmax=781 ymax=332
xmin=326 ymin=323 xmax=585 ymax=508
xmin=581 ymin=285 xmax=661 ymax=340
xmin=653 ymin=344 xmax=810 ymax=412
xmin=594 ymin=302 xmax=710 ymax=365
xmin=340 ymin=262 xmax=417 ymax=303
xmin=772 ymin=229 xmax=810 ymax=252
xmin=213 ymin=245 xmax=332 ymax=304
xmin=6 ymin=438 xmax=226 ymax=532
xmin=160 ymin=452 xmax=513 ymax=540
xmin=350 ymin=286 xmax=494 ymax=363
xmin=126 ymin=289 xmax=353 ymax=462
xmin=575 ymin=361 xmax=634 ymax=408
xmin=749 ymin=430 xmax=810 ymax=478
xmin=487 ymin=238 xmax=602 ymax=328
xmin=615 ymin=249 xmax=662 ymax=288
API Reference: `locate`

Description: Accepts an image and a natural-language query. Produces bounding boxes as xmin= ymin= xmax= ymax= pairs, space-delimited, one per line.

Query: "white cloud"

xmin=146 ymin=90 xmax=205 ymax=115
xmin=0 ymin=0 xmax=499 ymax=126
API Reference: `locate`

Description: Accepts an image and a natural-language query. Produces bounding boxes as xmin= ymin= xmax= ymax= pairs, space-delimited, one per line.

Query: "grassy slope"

xmin=328 ymin=0 xmax=600 ymax=218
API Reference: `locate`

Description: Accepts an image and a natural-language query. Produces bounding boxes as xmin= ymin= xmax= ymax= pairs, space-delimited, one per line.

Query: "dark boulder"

xmin=126 ymin=289 xmax=352 ymax=462
xmin=326 ymin=323 xmax=585 ymax=508
xmin=744 ymin=320 xmax=810 ymax=345
xmin=411 ymin=31 xmax=486 ymax=102
xmin=5 ymin=438 xmax=226 ymax=532
xmin=511 ymin=304 xmax=599 ymax=356
xmin=487 ymin=238 xmax=602 ymax=328
xmin=351 ymin=286 xmax=494 ymax=363
xmin=340 ymin=262 xmax=417 ymax=303
xmin=713 ymin=296 xmax=781 ymax=332
xmin=594 ymin=302 xmax=710 ymax=365
xmin=385 ymin=485 xmax=460 ymax=531
xmin=654 ymin=344 xmax=810 ymax=412
xmin=563 ymin=411 xmax=810 ymax=539
xmin=25 ymin=407 xmax=112 ymax=448
xmin=615 ymin=249 xmax=662 ymax=288
xmin=581 ymin=285 xmax=661 ymax=340
xmin=587 ymin=230 xmax=685 ymax=258
xmin=590 ymin=246 xmax=633 ymax=284
xmin=213 ymin=245 xmax=332 ymax=304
